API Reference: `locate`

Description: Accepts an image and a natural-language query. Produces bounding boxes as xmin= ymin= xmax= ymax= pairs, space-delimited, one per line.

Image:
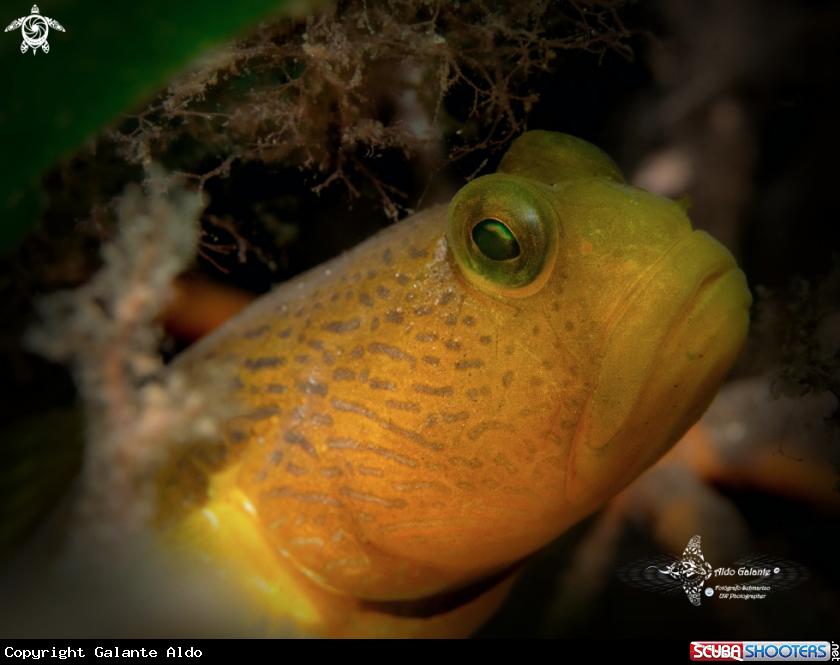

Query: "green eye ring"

xmin=447 ymin=174 xmax=561 ymax=299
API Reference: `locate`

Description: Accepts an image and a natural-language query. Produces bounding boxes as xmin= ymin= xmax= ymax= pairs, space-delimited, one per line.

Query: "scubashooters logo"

xmin=617 ymin=535 xmax=810 ymax=606
xmin=689 ymin=642 xmax=832 ymax=662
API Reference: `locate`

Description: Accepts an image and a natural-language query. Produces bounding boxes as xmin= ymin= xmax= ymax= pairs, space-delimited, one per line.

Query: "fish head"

xmin=436 ymin=130 xmax=752 ymax=562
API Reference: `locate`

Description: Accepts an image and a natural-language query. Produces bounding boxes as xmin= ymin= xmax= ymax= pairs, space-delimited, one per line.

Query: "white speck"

xmin=723 ymin=421 xmax=746 ymax=443
xmin=325 ymin=269 xmax=331 ymax=276
xmin=425 ymin=236 xmax=450 ymax=273
xmin=299 ymin=567 xmax=328 ymax=585
xmin=242 ymin=498 xmax=257 ymax=515
xmin=433 ymin=236 xmax=448 ymax=263
xmin=325 ymin=557 xmax=371 ymax=571
xmin=201 ymin=509 xmax=219 ymax=531
xmin=194 ymin=417 xmax=216 ymax=437
xmin=631 ymin=147 xmax=694 ymax=197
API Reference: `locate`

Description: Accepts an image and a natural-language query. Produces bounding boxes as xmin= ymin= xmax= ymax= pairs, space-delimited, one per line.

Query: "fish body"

xmin=160 ymin=131 xmax=752 ymax=636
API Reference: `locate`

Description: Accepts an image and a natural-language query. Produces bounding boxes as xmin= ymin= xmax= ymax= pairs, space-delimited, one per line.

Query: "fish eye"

xmin=471 ymin=219 xmax=521 ymax=261
xmin=447 ymin=173 xmax=561 ymax=299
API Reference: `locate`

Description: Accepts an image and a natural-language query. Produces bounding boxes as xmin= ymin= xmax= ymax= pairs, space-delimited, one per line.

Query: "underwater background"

xmin=0 ymin=0 xmax=838 ymax=638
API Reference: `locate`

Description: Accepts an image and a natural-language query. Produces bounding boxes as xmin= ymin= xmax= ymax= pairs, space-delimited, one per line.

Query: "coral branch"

xmin=117 ymin=0 xmax=637 ymax=220
xmin=24 ymin=172 xmax=230 ymax=549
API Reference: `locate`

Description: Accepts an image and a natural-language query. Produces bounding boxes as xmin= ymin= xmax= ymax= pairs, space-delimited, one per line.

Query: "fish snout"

xmin=566 ymin=229 xmax=752 ymax=511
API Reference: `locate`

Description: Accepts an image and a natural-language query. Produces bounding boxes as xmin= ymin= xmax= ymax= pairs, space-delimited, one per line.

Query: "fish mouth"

xmin=684 ymin=263 xmax=740 ymax=319
xmin=565 ymin=229 xmax=752 ymax=510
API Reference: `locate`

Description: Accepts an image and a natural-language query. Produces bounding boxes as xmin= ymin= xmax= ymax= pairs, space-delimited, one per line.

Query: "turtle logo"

xmin=650 ymin=535 xmax=713 ymax=606
xmin=5 ymin=5 xmax=64 ymax=55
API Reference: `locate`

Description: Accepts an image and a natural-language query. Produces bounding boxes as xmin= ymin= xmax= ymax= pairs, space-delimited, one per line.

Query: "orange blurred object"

xmin=164 ymin=274 xmax=256 ymax=342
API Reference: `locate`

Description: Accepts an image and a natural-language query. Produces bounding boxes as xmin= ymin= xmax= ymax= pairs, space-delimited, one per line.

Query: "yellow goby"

xmin=160 ymin=131 xmax=752 ymax=637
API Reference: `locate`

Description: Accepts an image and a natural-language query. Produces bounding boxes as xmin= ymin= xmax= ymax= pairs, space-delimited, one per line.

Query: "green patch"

xmin=0 ymin=0 xmax=296 ymax=254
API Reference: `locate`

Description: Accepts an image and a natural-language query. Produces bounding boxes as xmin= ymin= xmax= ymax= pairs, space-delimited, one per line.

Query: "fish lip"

xmin=565 ymin=230 xmax=750 ymax=507
xmin=595 ymin=231 xmax=696 ymax=359
xmin=679 ymin=264 xmax=741 ymax=325
xmin=595 ymin=229 xmax=738 ymax=369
